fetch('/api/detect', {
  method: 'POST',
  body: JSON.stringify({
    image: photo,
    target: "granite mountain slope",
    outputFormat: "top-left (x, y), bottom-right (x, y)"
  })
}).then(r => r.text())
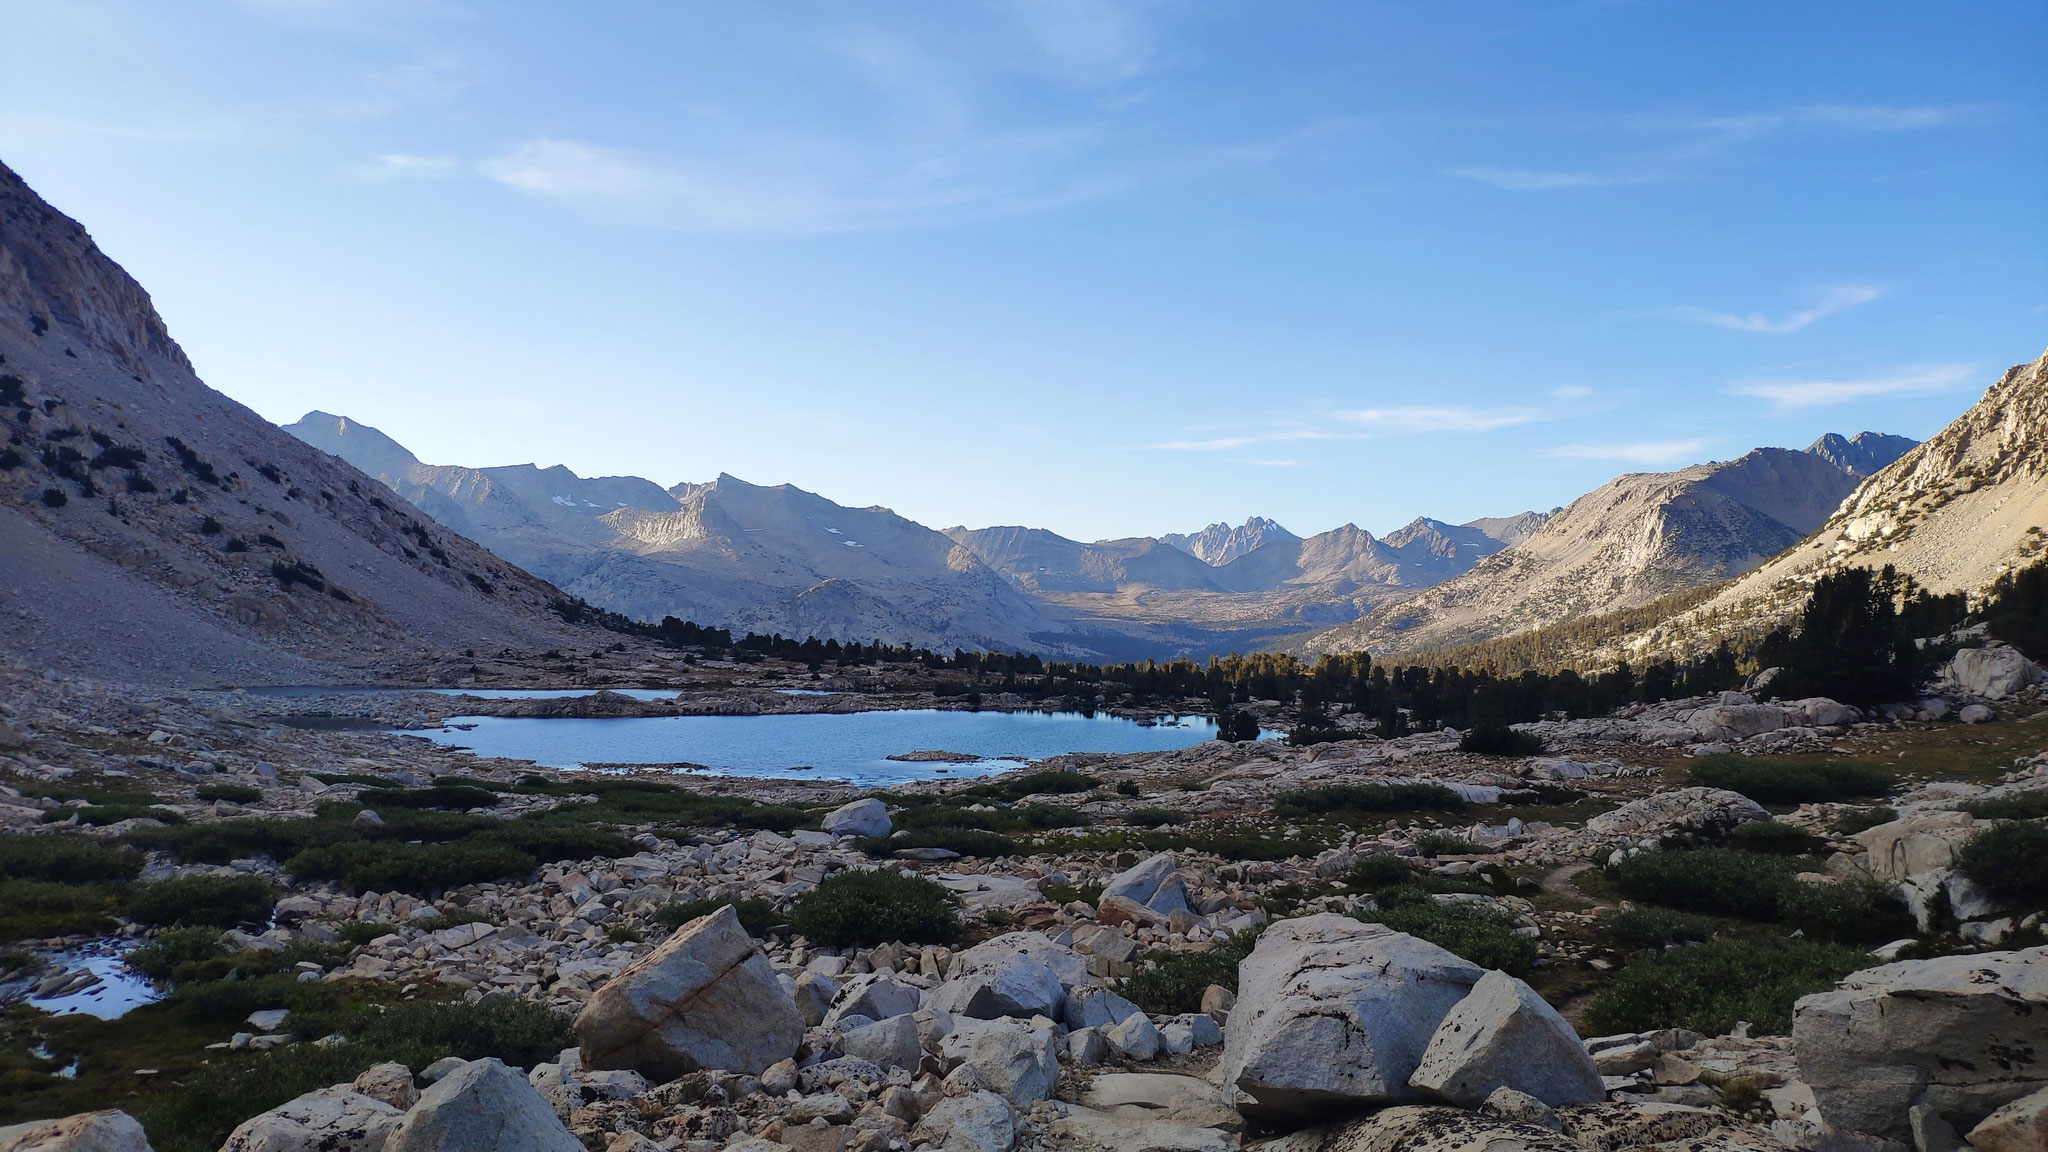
top-left (0, 161), bottom-right (584, 685)
top-left (1298, 436), bottom-right (1916, 658)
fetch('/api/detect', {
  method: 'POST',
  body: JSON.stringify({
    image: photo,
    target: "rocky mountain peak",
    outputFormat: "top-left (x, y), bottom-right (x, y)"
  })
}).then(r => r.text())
top-left (1808, 431), bottom-right (1919, 477)
top-left (1161, 516), bottom-right (1301, 566)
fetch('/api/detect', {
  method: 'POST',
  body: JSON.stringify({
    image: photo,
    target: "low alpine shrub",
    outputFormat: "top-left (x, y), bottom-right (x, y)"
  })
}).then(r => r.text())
top-left (789, 869), bottom-right (959, 947)
top-left (1584, 937), bottom-right (1869, 1036)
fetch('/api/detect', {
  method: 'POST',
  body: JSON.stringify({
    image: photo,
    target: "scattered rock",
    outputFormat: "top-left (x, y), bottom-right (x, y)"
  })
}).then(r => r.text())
top-left (913, 1091), bottom-right (1017, 1152)
top-left (1408, 970), bottom-right (1604, 1108)
top-left (220, 1087), bottom-right (402, 1152)
top-left (574, 904), bottom-right (803, 1080)
top-left (0, 1110), bottom-right (154, 1152)
top-left (383, 1058), bottom-right (583, 1152)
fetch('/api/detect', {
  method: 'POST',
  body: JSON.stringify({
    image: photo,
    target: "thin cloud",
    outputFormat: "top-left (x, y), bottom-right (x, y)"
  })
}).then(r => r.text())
top-left (1668, 285), bottom-right (1882, 334)
top-left (1152, 429), bottom-right (1343, 452)
top-left (1728, 363), bottom-right (1976, 409)
top-left (1549, 385), bottom-right (1593, 400)
top-left (1336, 406), bottom-right (1541, 433)
top-left (347, 153), bottom-right (457, 181)
top-left (1546, 439), bottom-right (1710, 466)
top-left (1452, 101), bottom-right (1962, 192)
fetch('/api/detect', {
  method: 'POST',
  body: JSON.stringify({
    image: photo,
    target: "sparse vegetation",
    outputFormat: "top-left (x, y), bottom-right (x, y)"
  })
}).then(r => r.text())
top-left (655, 897), bottom-right (786, 936)
top-left (124, 876), bottom-right (275, 929)
top-left (1585, 937), bottom-right (1870, 1036)
top-left (1690, 756), bottom-right (1892, 805)
top-left (1122, 929), bottom-right (1260, 1015)
top-left (788, 869), bottom-right (959, 947)
top-left (1359, 887), bottom-right (1537, 975)
top-left (1272, 783), bottom-right (1464, 817)
top-left (1955, 821), bottom-right (2048, 909)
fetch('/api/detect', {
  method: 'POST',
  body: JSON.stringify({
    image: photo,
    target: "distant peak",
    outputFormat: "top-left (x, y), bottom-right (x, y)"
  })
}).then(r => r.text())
top-left (1806, 430), bottom-right (1918, 476)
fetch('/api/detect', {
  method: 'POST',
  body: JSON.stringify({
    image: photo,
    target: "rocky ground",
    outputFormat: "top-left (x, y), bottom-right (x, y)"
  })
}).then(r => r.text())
top-left (0, 643), bottom-right (2045, 1152)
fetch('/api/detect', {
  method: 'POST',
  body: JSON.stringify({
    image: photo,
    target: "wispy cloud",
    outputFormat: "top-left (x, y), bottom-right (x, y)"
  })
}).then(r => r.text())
top-left (1335, 406), bottom-right (1541, 433)
top-left (1668, 285), bottom-right (1882, 334)
top-left (1153, 429), bottom-right (1344, 452)
top-left (1450, 102), bottom-right (1964, 192)
top-left (1546, 439), bottom-right (1710, 466)
top-left (347, 153), bottom-right (457, 181)
top-left (1728, 363), bottom-right (1976, 408)
top-left (1549, 385), bottom-right (1593, 400)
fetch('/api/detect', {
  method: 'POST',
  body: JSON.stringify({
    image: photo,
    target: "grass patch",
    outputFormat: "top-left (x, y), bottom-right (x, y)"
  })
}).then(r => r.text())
top-left (124, 876), bottom-right (275, 929)
top-left (1598, 907), bottom-right (1719, 952)
top-left (788, 869), bottom-right (959, 948)
top-left (355, 784), bottom-right (501, 811)
top-left (1584, 937), bottom-right (1870, 1036)
top-left (1123, 807), bottom-right (1186, 828)
top-left (1831, 806), bottom-right (1898, 836)
top-left (1959, 792), bottom-right (2048, 821)
top-left (1272, 783), bottom-right (1463, 817)
top-left (0, 837), bottom-right (141, 883)
top-left (1689, 755), bottom-right (1892, 805)
top-left (1412, 831), bottom-right (1486, 858)
top-left (0, 880), bottom-right (121, 942)
top-left (1122, 930), bottom-right (1260, 1015)
top-left (1612, 848), bottom-right (1793, 921)
top-left (1728, 821), bottom-right (1827, 856)
top-left (1346, 854), bottom-right (1417, 888)
top-left (1779, 878), bottom-right (1915, 945)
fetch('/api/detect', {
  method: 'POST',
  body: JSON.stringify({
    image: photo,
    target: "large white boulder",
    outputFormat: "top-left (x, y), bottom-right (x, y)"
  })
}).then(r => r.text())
top-left (822, 798), bottom-right (891, 838)
top-left (927, 950), bottom-right (1065, 1021)
top-left (914, 1091), bottom-right (1018, 1152)
top-left (1794, 946), bottom-right (2048, 1142)
top-left (1099, 854), bottom-right (1191, 916)
top-left (1217, 915), bottom-right (1484, 1122)
top-left (941, 1018), bottom-right (1061, 1106)
top-left (1854, 812), bottom-right (1976, 880)
top-left (574, 904), bottom-right (803, 1079)
top-left (1949, 647), bottom-right (2039, 699)
top-left (1968, 1084), bottom-right (2048, 1152)
top-left (0, 1111), bottom-right (153, 1152)
top-left (220, 1088), bottom-right (402, 1152)
top-left (954, 932), bottom-right (1090, 990)
top-left (1582, 788), bottom-right (1769, 841)
top-left (1688, 704), bottom-right (1789, 744)
top-left (382, 1059), bottom-right (583, 1152)
top-left (1407, 971), bottom-right (1604, 1108)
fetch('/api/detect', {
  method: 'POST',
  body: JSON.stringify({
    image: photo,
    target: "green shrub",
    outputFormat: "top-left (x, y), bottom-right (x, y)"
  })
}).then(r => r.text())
top-left (285, 840), bottom-right (535, 894)
top-left (127, 927), bottom-right (228, 980)
top-left (1412, 831), bottom-right (1486, 858)
top-left (1272, 783), bottom-right (1463, 817)
top-left (195, 783), bottom-right (263, 804)
top-left (1457, 725), bottom-right (1545, 757)
top-left (1124, 807), bottom-right (1185, 828)
top-left (1360, 890), bottom-right (1537, 976)
top-left (1598, 907), bottom-right (1717, 952)
top-left (125, 875), bottom-right (275, 928)
top-left (655, 898), bottom-right (785, 936)
top-left (1584, 937), bottom-right (1869, 1036)
top-left (1728, 821), bottom-right (1826, 856)
top-left (0, 879), bottom-right (120, 941)
top-left (1779, 878), bottom-right (1916, 945)
top-left (1831, 806), bottom-right (1898, 836)
top-left (0, 836), bottom-right (141, 883)
top-left (606, 925), bottom-right (643, 944)
top-left (1017, 804), bottom-right (1086, 830)
top-left (46, 804), bottom-right (186, 827)
top-left (1122, 931), bottom-right (1260, 1015)
top-left (512, 778), bottom-right (811, 831)
top-left (1959, 792), bottom-right (2048, 821)
top-left (1114, 781), bottom-right (1140, 797)
top-left (1956, 821), bottom-right (2048, 908)
top-left (1612, 848), bottom-right (1792, 921)
top-left (967, 770), bottom-right (1098, 800)
top-left (789, 869), bottom-right (959, 947)
top-left (1689, 756), bottom-right (1891, 805)
top-left (1133, 828), bottom-right (1327, 861)
top-left (356, 785), bottom-right (501, 811)
top-left (1346, 854), bottom-right (1417, 888)
top-left (338, 921), bottom-right (396, 947)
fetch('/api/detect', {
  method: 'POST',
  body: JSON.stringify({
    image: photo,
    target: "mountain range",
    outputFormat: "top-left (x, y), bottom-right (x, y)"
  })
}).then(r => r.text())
top-left (0, 161), bottom-right (584, 685)
top-left (289, 410), bottom-right (1916, 663)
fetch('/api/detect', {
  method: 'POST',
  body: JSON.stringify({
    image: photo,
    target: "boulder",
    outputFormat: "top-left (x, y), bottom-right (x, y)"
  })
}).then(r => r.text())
top-left (913, 1091), bottom-right (1017, 1152)
top-left (0, 1111), bottom-right (153, 1152)
top-left (1961, 704), bottom-right (1997, 725)
top-left (1949, 647), bottom-right (2039, 699)
top-left (1106, 1013), bottom-right (1161, 1062)
top-left (821, 799), bottom-right (890, 839)
top-left (1408, 971), bottom-right (1604, 1108)
top-left (821, 973), bottom-right (919, 1028)
top-left (220, 1087), bottom-right (402, 1152)
top-left (1098, 854), bottom-right (1190, 916)
top-left (839, 1014), bottom-right (923, 1071)
top-left (1968, 1085), bottom-right (2048, 1152)
top-left (942, 1019), bottom-right (1060, 1107)
top-left (1788, 698), bottom-right (1862, 728)
top-left (1481, 1087), bottom-right (1560, 1131)
top-left (792, 971), bottom-right (839, 1027)
top-left (352, 1062), bottom-right (419, 1111)
top-left (926, 953), bottom-right (1063, 1021)
top-left (1688, 704), bottom-right (1789, 744)
top-left (1217, 914), bottom-right (1484, 1122)
top-left (574, 904), bottom-right (802, 1079)
top-left (1583, 788), bottom-right (1769, 841)
top-left (1855, 813), bottom-right (1976, 881)
top-left (1061, 986), bottom-right (1142, 1032)
top-left (954, 932), bottom-right (1089, 990)
top-left (1793, 946), bottom-right (2048, 1142)
top-left (383, 1059), bottom-right (582, 1152)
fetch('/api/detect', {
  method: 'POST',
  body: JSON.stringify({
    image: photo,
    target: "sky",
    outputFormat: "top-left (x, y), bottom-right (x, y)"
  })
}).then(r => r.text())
top-left (2, 1), bottom-right (2043, 543)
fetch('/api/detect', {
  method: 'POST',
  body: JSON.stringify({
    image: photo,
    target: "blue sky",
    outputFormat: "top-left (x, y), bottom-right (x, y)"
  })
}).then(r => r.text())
top-left (3, 1), bottom-right (2043, 542)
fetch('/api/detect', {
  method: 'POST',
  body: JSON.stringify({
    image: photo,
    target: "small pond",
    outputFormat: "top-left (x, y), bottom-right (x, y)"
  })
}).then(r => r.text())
top-left (26, 947), bottom-right (160, 1020)
top-left (399, 708), bottom-right (1243, 787)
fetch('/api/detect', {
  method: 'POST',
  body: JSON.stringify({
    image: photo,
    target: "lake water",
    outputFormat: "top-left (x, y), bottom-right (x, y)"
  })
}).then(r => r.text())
top-left (400, 709), bottom-right (1237, 787)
